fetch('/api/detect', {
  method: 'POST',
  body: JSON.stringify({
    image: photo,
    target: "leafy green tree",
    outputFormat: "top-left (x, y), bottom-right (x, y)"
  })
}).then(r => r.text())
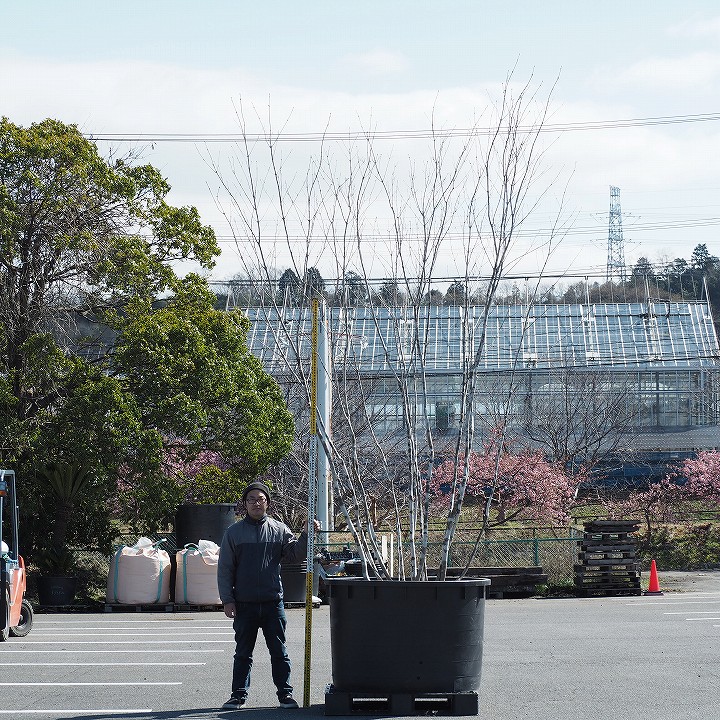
top-left (35, 462), bottom-right (96, 548)
top-left (661, 257), bottom-right (689, 294)
top-left (690, 244), bottom-right (719, 272)
top-left (0, 118), bottom-right (294, 549)
top-left (422, 289), bottom-right (444, 306)
top-left (111, 277), bottom-right (294, 481)
top-left (689, 243), bottom-right (720, 313)
top-left (303, 266), bottom-right (325, 300)
top-left (373, 280), bottom-right (405, 306)
top-left (342, 270), bottom-right (368, 306)
top-left (277, 268), bottom-right (301, 306)
top-left (327, 270), bottom-right (369, 307)
top-left (444, 281), bottom-right (468, 306)
top-left (631, 257), bottom-right (654, 278)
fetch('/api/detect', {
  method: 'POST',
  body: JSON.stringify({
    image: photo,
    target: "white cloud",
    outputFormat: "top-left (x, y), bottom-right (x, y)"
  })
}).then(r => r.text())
top-left (667, 14), bottom-right (720, 38)
top-left (1, 52), bottom-right (262, 133)
top-left (4, 51), bottom-right (720, 281)
top-left (614, 52), bottom-right (720, 91)
top-left (342, 50), bottom-right (410, 76)
top-left (0, 51), bottom-right (504, 137)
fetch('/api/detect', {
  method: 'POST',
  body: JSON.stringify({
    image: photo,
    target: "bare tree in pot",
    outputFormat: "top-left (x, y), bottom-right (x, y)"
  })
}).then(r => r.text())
top-left (211, 75), bottom-right (576, 712)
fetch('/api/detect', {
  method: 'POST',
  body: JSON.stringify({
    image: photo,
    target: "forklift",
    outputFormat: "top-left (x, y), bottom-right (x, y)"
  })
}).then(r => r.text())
top-left (0, 469), bottom-right (33, 640)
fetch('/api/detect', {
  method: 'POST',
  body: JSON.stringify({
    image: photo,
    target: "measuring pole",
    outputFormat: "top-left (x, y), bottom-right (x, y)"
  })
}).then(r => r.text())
top-left (316, 301), bottom-right (332, 532)
top-left (302, 298), bottom-right (319, 708)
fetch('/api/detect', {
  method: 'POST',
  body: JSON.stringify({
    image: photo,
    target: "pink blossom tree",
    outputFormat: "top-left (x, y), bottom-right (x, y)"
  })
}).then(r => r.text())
top-left (429, 436), bottom-right (583, 527)
top-left (114, 447), bottom-right (248, 534)
top-left (605, 476), bottom-right (687, 540)
top-left (598, 451), bottom-right (720, 542)
top-left (158, 445), bottom-right (257, 508)
top-left (680, 451), bottom-right (720, 504)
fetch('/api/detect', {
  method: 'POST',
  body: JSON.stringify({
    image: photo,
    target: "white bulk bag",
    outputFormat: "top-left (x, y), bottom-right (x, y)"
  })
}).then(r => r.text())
top-left (107, 537), bottom-right (171, 605)
top-left (175, 539), bottom-right (221, 606)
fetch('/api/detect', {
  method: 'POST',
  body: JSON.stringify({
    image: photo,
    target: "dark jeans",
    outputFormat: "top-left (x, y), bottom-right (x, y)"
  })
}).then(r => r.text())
top-left (231, 600), bottom-right (292, 699)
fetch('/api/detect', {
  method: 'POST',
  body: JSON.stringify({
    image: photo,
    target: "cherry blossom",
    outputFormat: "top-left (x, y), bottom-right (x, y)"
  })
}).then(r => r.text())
top-left (429, 436), bottom-right (583, 526)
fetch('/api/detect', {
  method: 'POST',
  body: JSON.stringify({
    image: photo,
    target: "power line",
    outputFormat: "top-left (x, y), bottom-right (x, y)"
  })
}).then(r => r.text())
top-left (206, 266), bottom-right (709, 286)
top-left (86, 112), bottom-right (720, 144)
top-left (208, 214), bottom-right (720, 245)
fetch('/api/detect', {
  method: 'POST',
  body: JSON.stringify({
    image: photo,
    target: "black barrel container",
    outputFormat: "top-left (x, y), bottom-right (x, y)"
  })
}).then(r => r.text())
top-left (328, 577), bottom-right (490, 693)
top-left (175, 503), bottom-right (237, 549)
top-left (37, 576), bottom-right (77, 607)
top-left (280, 561), bottom-right (319, 603)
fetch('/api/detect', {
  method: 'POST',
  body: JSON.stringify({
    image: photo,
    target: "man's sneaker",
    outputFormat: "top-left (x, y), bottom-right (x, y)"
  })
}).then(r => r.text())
top-left (279, 693), bottom-right (299, 709)
top-left (221, 694), bottom-right (246, 710)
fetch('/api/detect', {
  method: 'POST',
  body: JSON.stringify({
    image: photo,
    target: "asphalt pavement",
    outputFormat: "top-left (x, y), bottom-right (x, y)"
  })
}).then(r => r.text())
top-left (1, 569), bottom-right (718, 720)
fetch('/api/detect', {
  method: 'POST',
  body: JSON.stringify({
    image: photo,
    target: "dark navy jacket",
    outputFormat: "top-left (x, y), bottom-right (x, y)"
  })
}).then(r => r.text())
top-left (217, 514), bottom-right (308, 603)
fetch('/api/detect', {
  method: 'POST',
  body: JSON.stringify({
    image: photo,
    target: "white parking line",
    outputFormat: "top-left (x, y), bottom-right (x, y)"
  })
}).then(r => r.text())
top-left (0, 662), bottom-right (206, 666)
top-left (15, 639), bottom-right (232, 644)
top-left (31, 625), bottom-right (230, 630)
top-left (0, 682), bottom-right (182, 686)
top-left (0, 649), bottom-right (224, 653)
top-left (0, 711), bottom-right (152, 715)
top-left (627, 599), bottom-right (720, 606)
top-left (27, 631), bottom-right (234, 636)
top-left (36, 618), bottom-right (229, 623)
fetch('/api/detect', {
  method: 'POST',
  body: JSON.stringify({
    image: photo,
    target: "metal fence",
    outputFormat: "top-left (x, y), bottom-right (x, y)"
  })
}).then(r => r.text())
top-left (358, 535), bottom-right (576, 584)
top-left (440, 537), bottom-right (578, 584)
top-left (66, 531), bottom-right (579, 601)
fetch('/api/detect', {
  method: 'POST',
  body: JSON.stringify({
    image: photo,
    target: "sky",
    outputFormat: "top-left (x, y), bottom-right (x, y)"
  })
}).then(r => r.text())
top-left (3, 1), bottom-right (720, 288)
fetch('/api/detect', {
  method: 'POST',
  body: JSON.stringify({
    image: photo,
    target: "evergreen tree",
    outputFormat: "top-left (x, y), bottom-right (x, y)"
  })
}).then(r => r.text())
top-left (278, 268), bottom-right (301, 305)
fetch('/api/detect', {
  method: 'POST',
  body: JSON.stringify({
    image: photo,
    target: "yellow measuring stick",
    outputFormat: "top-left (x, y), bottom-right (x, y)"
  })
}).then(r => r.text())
top-left (303, 299), bottom-right (319, 708)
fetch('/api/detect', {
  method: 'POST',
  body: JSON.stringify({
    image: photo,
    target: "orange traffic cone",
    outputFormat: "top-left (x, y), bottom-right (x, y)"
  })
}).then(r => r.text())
top-left (644, 559), bottom-right (664, 596)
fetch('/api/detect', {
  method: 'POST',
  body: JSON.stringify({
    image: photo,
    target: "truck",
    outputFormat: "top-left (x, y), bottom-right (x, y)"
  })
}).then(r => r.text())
top-left (0, 469), bottom-right (33, 640)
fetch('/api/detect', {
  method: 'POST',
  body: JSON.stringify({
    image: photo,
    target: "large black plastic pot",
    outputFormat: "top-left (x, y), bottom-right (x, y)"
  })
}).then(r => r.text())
top-left (328, 577), bottom-right (490, 693)
top-left (37, 576), bottom-right (77, 606)
top-left (175, 503), bottom-right (237, 548)
top-left (280, 561), bottom-right (319, 603)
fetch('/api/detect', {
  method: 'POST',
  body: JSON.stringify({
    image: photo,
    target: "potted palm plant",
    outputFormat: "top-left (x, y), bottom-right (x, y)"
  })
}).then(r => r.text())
top-left (33, 547), bottom-right (79, 606)
top-left (33, 462), bottom-right (94, 606)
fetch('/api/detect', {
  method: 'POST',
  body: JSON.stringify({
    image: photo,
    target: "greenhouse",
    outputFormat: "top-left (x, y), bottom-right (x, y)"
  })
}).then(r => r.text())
top-left (244, 300), bottom-right (720, 485)
top-left (247, 301), bottom-right (718, 420)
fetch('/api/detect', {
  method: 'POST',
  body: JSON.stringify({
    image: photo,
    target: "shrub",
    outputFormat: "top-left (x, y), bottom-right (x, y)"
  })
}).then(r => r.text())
top-left (637, 523), bottom-right (720, 570)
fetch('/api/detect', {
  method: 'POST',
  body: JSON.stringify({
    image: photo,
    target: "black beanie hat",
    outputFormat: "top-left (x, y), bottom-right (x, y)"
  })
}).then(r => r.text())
top-left (242, 481), bottom-right (271, 505)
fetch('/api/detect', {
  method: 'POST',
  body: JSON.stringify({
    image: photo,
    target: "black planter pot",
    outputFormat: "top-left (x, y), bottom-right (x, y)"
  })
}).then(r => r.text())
top-left (175, 503), bottom-right (237, 548)
top-left (280, 562), bottom-right (319, 603)
top-left (37, 576), bottom-right (77, 606)
top-left (328, 577), bottom-right (490, 694)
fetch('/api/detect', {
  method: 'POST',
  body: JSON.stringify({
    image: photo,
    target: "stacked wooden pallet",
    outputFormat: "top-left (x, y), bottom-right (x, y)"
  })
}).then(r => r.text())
top-left (325, 685), bottom-right (479, 716)
top-left (321, 564), bottom-right (548, 600)
top-left (103, 602), bottom-right (174, 613)
top-left (575, 520), bottom-right (642, 597)
top-left (438, 566), bottom-right (548, 598)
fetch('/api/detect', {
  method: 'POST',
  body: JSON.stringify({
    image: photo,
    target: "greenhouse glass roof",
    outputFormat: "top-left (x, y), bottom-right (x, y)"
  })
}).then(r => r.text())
top-left (245, 301), bottom-right (720, 373)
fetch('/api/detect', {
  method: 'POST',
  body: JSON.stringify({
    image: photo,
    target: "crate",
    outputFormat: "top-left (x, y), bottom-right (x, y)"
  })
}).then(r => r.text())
top-left (104, 603), bottom-right (174, 613)
top-left (324, 685), bottom-right (478, 716)
top-left (574, 521), bottom-right (641, 597)
top-left (432, 566), bottom-right (548, 598)
top-left (173, 603), bottom-right (223, 612)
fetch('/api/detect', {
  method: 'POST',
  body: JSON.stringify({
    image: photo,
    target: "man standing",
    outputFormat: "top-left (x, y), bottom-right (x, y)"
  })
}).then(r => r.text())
top-left (217, 481), bottom-right (318, 710)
